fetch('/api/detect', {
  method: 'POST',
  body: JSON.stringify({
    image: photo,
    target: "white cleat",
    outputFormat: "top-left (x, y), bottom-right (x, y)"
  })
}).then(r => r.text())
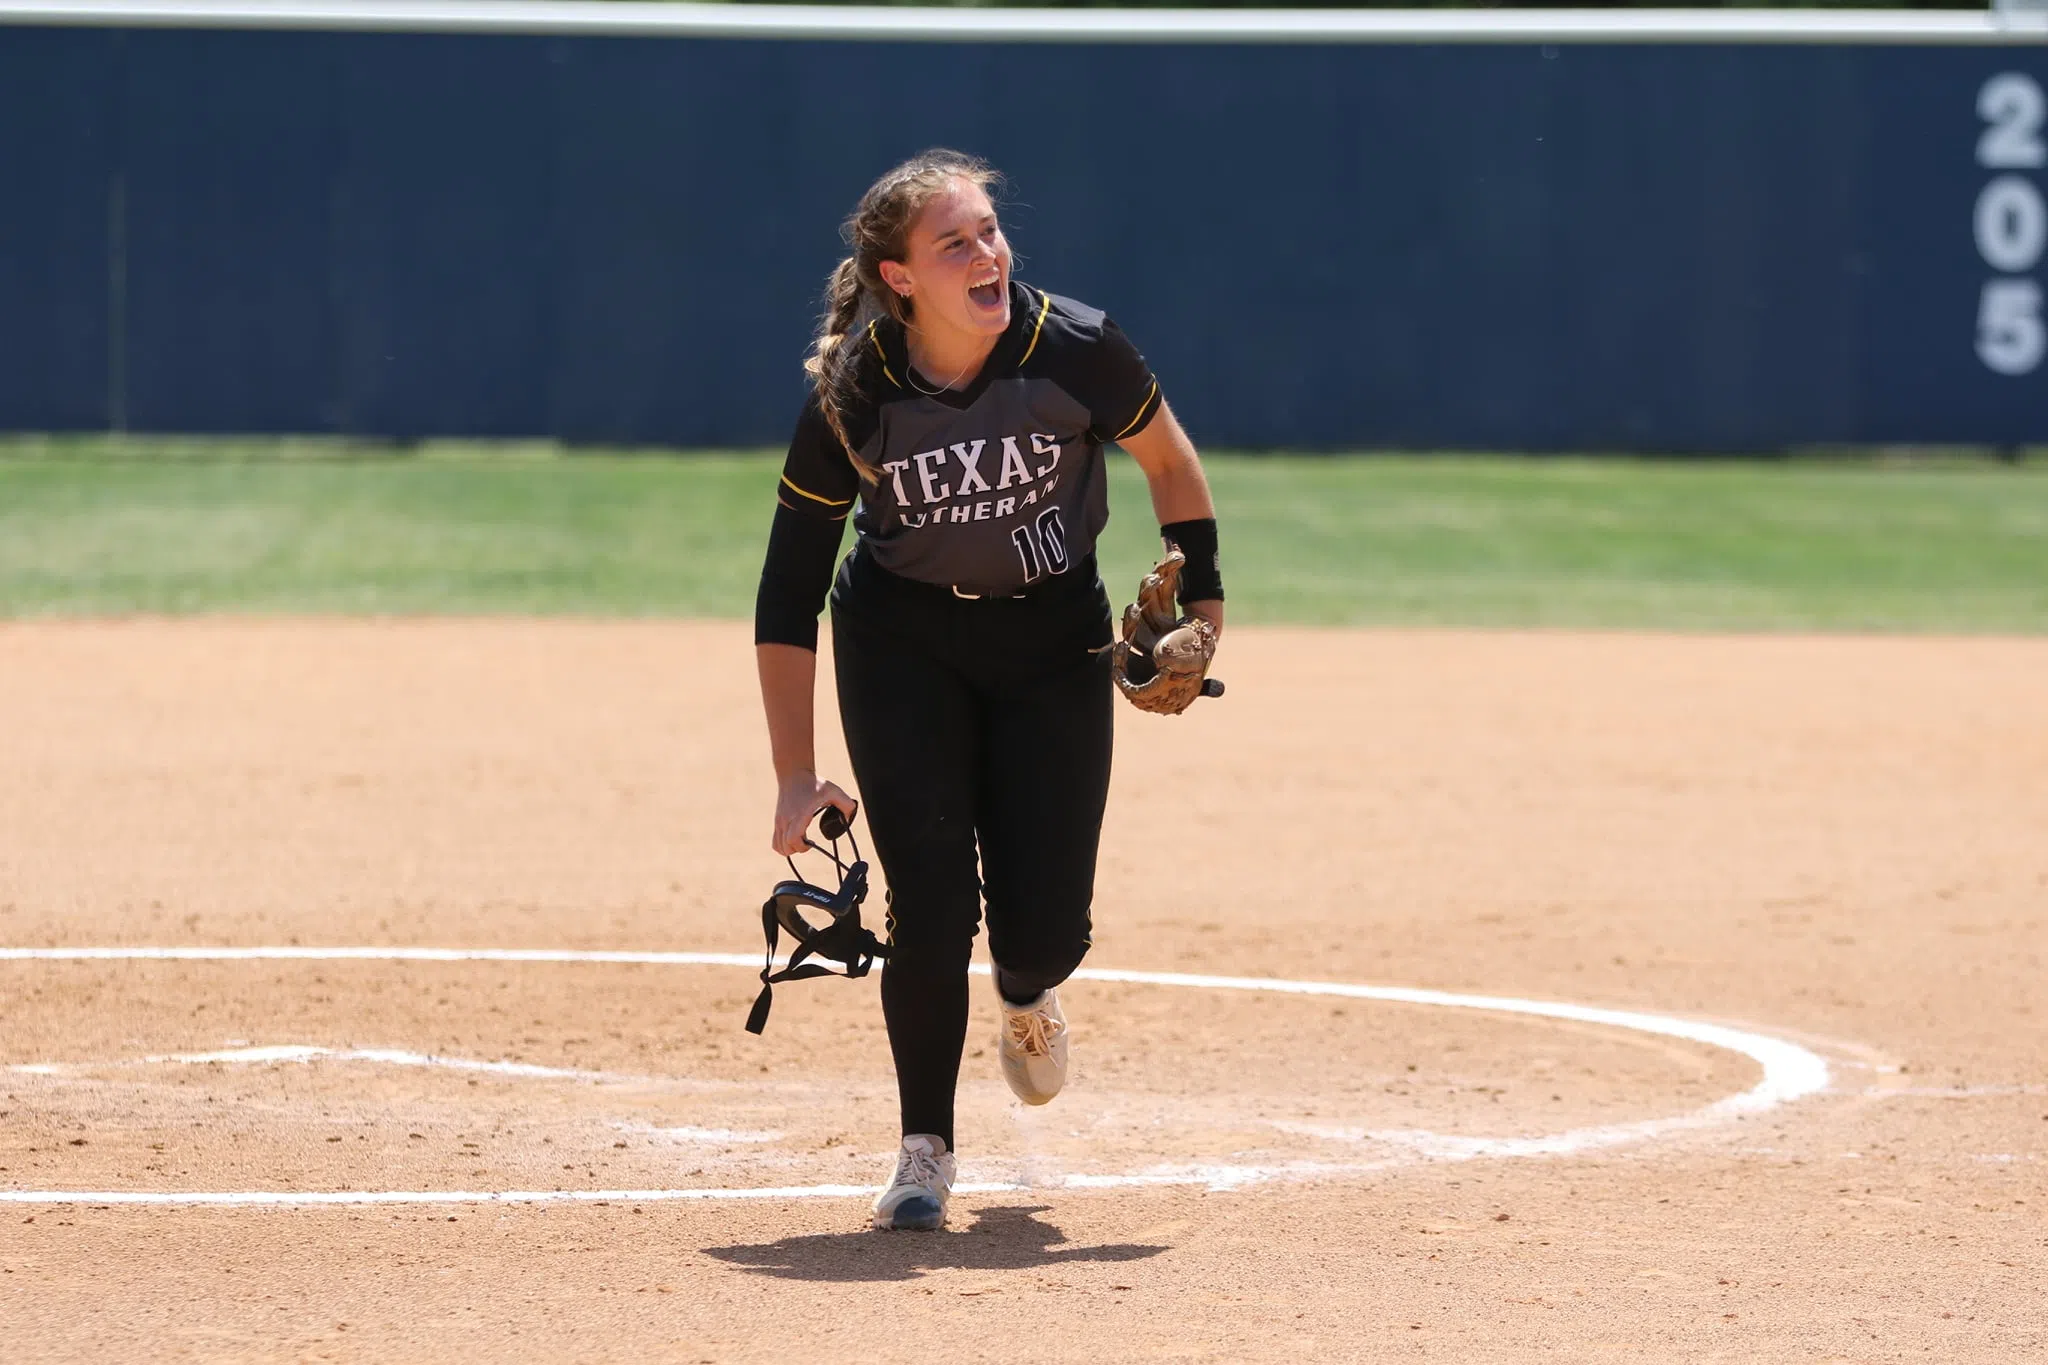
top-left (871, 1134), bottom-right (956, 1231)
top-left (997, 986), bottom-right (1070, 1105)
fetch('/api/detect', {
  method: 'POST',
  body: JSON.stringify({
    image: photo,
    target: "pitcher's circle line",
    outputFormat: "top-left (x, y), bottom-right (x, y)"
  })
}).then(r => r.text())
top-left (0, 945), bottom-right (1832, 1207)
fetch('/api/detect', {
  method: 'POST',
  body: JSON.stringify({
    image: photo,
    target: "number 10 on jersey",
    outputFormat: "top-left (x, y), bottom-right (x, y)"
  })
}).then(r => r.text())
top-left (1975, 72), bottom-right (2047, 376)
top-left (1011, 507), bottom-right (1070, 584)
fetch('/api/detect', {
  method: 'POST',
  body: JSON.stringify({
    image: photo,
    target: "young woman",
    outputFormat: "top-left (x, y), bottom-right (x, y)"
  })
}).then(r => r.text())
top-left (754, 149), bottom-right (1224, 1231)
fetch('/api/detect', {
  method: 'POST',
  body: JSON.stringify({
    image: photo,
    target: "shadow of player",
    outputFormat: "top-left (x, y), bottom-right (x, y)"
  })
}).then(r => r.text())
top-left (701, 1203), bottom-right (1170, 1282)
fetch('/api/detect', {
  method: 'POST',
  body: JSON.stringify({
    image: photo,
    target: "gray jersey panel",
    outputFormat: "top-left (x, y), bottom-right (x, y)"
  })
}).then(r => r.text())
top-left (852, 376), bottom-right (1108, 594)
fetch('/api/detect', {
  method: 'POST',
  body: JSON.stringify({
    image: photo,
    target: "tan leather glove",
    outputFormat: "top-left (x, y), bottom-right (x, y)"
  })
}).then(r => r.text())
top-left (1110, 548), bottom-right (1223, 716)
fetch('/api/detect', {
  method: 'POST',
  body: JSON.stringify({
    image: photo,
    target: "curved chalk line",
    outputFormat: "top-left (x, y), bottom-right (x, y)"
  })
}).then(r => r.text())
top-left (0, 946), bottom-right (1832, 1206)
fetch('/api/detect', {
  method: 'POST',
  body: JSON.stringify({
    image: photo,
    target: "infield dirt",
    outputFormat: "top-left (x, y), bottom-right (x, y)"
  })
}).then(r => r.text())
top-left (2, 620), bottom-right (2043, 1361)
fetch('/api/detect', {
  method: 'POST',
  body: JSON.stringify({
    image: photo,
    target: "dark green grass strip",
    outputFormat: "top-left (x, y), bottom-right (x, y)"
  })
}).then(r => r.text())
top-left (1208, 454), bottom-right (2048, 631)
top-left (0, 443), bottom-right (2043, 630)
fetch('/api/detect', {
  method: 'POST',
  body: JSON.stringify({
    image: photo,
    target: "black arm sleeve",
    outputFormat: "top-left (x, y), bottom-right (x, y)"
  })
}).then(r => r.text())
top-left (753, 398), bottom-right (861, 651)
top-left (754, 502), bottom-right (848, 650)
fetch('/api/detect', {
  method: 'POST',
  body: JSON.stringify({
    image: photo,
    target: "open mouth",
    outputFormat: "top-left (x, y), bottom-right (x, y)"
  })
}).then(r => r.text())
top-left (968, 272), bottom-right (1003, 309)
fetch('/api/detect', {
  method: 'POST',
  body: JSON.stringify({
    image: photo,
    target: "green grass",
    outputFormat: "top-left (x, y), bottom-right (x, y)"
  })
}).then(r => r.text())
top-left (1, 439), bottom-right (2044, 630)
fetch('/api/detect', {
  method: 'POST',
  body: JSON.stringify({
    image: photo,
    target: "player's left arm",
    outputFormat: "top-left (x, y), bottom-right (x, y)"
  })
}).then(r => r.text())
top-left (1118, 401), bottom-right (1223, 638)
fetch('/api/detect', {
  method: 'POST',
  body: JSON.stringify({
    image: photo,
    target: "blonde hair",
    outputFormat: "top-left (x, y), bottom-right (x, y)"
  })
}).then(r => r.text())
top-left (805, 149), bottom-right (1000, 481)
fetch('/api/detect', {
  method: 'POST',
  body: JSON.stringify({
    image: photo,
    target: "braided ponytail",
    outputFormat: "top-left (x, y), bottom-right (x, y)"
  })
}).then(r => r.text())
top-left (804, 256), bottom-right (871, 479)
top-left (804, 149), bottom-right (1000, 483)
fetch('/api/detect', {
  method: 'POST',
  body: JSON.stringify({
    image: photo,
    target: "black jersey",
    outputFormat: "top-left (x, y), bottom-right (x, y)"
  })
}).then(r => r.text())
top-left (761, 282), bottom-right (1162, 644)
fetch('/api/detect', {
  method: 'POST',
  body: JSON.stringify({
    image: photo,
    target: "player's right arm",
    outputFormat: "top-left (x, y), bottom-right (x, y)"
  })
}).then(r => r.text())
top-left (754, 396), bottom-right (862, 855)
top-left (756, 648), bottom-right (853, 856)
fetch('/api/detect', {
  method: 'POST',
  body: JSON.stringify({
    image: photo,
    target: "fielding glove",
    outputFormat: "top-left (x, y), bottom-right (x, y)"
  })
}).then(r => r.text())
top-left (1110, 548), bottom-right (1223, 716)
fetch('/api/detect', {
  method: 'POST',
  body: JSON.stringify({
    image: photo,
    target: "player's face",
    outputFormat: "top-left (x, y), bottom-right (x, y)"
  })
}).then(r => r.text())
top-left (895, 178), bottom-right (1012, 340)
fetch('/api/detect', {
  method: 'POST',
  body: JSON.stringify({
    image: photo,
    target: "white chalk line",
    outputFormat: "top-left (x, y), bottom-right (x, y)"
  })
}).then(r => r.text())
top-left (14, 1043), bottom-right (654, 1086)
top-left (610, 1121), bottom-right (785, 1145)
top-left (0, 945), bottom-right (1833, 1207)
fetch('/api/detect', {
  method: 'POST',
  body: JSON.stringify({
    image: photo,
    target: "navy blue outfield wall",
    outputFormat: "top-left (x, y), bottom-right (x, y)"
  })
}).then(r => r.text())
top-left (1, 25), bottom-right (2044, 449)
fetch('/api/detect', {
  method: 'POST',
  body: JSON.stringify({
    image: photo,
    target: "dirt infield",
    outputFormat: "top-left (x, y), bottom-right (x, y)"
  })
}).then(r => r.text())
top-left (2, 620), bottom-right (2043, 1362)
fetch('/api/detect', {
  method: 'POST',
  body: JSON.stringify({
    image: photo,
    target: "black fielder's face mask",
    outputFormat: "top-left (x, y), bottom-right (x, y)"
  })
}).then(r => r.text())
top-left (743, 804), bottom-right (889, 1036)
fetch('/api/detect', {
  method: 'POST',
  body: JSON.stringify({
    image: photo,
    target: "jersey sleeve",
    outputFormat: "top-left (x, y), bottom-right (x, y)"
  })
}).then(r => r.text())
top-left (1082, 318), bottom-right (1164, 444)
top-left (774, 395), bottom-right (862, 519)
top-left (754, 396), bottom-right (859, 651)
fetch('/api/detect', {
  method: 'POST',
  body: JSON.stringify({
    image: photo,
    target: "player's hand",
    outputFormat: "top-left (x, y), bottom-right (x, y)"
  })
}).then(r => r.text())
top-left (772, 770), bottom-right (857, 857)
top-left (1183, 598), bottom-right (1224, 641)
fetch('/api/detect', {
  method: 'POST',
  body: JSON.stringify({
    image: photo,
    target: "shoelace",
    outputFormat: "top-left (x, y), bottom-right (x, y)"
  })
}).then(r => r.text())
top-left (896, 1143), bottom-right (944, 1189)
top-left (1005, 1007), bottom-right (1064, 1059)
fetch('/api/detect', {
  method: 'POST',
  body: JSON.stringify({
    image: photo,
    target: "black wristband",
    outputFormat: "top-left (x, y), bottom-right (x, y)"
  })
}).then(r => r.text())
top-left (1160, 517), bottom-right (1223, 605)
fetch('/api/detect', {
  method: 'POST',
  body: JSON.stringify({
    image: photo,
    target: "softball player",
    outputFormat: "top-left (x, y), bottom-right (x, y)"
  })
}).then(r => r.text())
top-left (754, 149), bottom-right (1224, 1230)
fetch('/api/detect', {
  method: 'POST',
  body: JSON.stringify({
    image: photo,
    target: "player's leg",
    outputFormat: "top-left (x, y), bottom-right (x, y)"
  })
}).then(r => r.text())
top-left (831, 605), bottom-right (981, 1226)
top-left (974, 633), bottom-right (1114, 1104)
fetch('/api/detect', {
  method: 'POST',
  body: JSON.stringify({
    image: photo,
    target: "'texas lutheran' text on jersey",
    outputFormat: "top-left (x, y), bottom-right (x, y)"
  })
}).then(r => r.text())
top-left (877, 431), bottom-right (1068, 531)
top-left (775, 281), bottom-right (1163, 596)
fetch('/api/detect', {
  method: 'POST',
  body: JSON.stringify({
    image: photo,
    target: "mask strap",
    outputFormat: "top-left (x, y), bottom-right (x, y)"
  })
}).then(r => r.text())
top-left (747, 806), bottom-right (876, 1037)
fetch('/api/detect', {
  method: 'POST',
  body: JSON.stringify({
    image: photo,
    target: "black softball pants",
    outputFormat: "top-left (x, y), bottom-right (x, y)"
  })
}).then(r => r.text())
top-left (831, 552), bottom-right (1114, 1153)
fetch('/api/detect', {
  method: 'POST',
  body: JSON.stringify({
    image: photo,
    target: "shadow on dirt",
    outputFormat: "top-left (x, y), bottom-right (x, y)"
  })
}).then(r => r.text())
top-left (701, 1204), bottom-right (1170, 1282)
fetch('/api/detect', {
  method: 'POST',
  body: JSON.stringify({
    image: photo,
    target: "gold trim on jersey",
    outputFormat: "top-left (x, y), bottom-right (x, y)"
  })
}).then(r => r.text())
top-left (778, 496), bottom-right (848, 521)
top-left (780, 474), bottom-right (854, 509)
top-left (1112, 380), bottom-right (1161, 441)
top-left (867, 320), bottom-right (902, 389)
top-left (1016, 290), bottom-right (1052, 367)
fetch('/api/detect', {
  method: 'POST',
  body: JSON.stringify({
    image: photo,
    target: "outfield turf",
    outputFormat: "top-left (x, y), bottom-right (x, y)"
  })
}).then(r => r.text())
top-left (0, 442), bottom-right (2043, 630)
